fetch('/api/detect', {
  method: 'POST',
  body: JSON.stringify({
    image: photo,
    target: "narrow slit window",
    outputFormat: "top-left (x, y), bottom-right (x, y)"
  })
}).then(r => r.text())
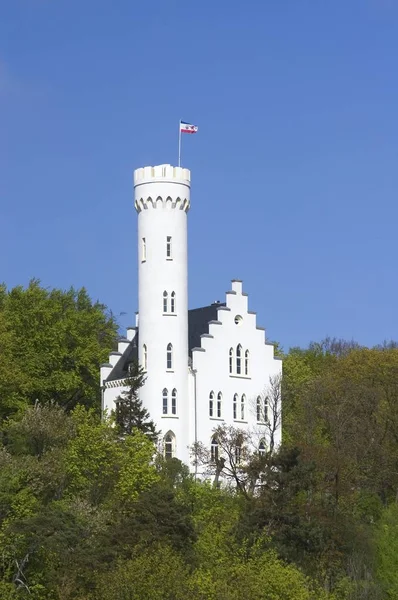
top-left (233, 394), bottom-right (238, 420)
top-left (171, 389), bottom-right (177, 415)
top-left (162, 388), bottom-right (168, 415)
top-left (211, 436), bottom-right (218, 462)
top-left (166, 236), bottom-right (172, 259)
top-left (142, 237), bottom-right (146, 261)
top-left (236, 345), bottom-right (242, 374)
top-left (245, 350), bottom-right (249, 376)
top-left (217, 392), bottom-right (222, 418)
top-left (241, 394), bottom-right (246, 421)
top-left (171, 291), bottom-right (176, 313)
top-left (209, 391), bottom-right (214, 417)
top-left (163, 291), bottom-right (168, 313)
top-left (143, 344), bottom-right (148, 371)
top-left (166, 343), bottom-right (173, 370)
top-left (229, 348), bottom-right (234, 374)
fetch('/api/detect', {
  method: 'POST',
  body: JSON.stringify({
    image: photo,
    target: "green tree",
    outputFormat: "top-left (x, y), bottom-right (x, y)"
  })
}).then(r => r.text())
top-left (114, 362), bottom-right (159, 441)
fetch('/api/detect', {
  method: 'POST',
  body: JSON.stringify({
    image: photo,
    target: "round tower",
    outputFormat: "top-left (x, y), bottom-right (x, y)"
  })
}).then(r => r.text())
top-left (134, 164), bottom-right (190, 462)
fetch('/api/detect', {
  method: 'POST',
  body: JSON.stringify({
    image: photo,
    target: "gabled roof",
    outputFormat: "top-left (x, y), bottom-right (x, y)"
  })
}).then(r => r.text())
top-left (105, 332), bottom-right (138, 382)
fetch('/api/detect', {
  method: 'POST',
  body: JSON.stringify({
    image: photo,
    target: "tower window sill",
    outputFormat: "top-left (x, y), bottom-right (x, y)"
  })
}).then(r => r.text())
top-left (163, 313), bottom-right (177, 317)
top-left (229, 374), bottom-right (251, 380)
top-left (161, 415), bottom-right (179, 419)
top-left (166, 369), bottom-right (174, 373)
top-left (166, 258), bottom-right (173, 261)
top-left (233, 419), bottom-right (248, 424)
top-left (209, 417), bottom-right (224, 421)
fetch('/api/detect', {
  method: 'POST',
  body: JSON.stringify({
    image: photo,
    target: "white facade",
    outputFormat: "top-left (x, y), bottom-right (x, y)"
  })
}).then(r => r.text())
top-left (101, 164), bottom-right (282, 469)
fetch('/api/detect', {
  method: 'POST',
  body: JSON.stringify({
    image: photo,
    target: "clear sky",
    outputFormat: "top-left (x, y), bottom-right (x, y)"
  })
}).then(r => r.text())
top-left (1, 0), bottom-right (398, 350)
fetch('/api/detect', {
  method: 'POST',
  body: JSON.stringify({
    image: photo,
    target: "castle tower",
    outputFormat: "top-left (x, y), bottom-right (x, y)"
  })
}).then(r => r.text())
top-left (134, 164), bottom-right (190, 461)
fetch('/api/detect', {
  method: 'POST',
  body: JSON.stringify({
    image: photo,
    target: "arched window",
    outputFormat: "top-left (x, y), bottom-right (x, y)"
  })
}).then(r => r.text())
top-left (264, 396), bottom-right (268, 423)
top-left (163, 291), bottom-right (168, 313)
top-left (259, 440), bottom-right (266, 456)
top-left (143, 344), bottom-right (148, 371)
top-left (164, 432), bottom-right (175, 459)
top-left (162, 388), bottom-right (168, 414)
top-left (171, 389), bottom-right (177, 415)
top-left (229, 348), bottom-right (234, 374)
top-left (233, 393), bottom-right (238, 420)
top-left (256, 396), bottom-right (262, 422)
top-left (241, 394), bottom-right (246, 421)
top-left (209, 391), bottom-right (214, 417)
top-left (211, 436), bottom-right (218, 462)
top-left (166, 343), bottom-right (173, 370)
top-left (141, 237), bottom-right (146, 261)
top-left (171, 291), bottom-right (176, 313)
top-left (217, 392), bottom-right (222, 418)
top-left (245, 350), bottom-right (249, 376)
top-left (236, 344), bottom-right (242, 374)
top-left (166, 236), bottom-right (172, 259)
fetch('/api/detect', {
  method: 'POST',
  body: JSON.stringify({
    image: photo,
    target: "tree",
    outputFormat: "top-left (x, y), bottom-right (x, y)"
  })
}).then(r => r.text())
top-left (114, 362), bottom-right (159, 442)
top-left (0, 280), bottom-right (118, 419)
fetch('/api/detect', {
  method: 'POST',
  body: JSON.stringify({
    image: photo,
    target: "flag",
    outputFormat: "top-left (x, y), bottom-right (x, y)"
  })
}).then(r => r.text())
top-left (180, 121), bottom-right (198, 134)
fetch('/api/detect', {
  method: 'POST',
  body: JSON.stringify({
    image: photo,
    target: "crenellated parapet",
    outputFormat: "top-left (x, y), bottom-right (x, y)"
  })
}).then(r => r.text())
top-left (134, 164), bottom-right (191, 213)
top-left (134, 195), bottom-right (190, 213)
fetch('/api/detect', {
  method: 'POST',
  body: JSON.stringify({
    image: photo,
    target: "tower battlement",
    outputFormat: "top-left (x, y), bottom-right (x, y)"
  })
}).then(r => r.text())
top-left (134, 164), bottom-right (191, 186)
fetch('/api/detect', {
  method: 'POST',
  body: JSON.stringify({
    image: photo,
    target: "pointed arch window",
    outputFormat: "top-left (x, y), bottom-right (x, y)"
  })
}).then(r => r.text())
top-left (162, 388), bottom-right (168, 415)
top-left (166, 236), bottom-right (172, 259)
top-left (141, 237), bottom-right (146, 262)
top-left (245, 350), bottom-right (249, 376)
top-left (256, 396), bottom-right (262, 422)
top-left (235, 444), bottom-right (242, 464)
top-left (217, 392), bottom-right (222, 418)
top-left (164, 432), bottom-right (175, 459)
top-left (229, 348), bottom-right (234, 374)
top-left (264, 396), bottom-right (268, 423)
top-left (259, 440), bottom-right (266, 457)
top-left (233, 393), bottom-right (238, 420)
top-left (163, 291), bottom-right (168, 313)
top-left (166, 343), bottom-right (173, 370)
top-left (211, 436), bottom-right (219, 463)
top-left (143, 344), bottom-right (148, 371)
top-left (171, 291), bottom-right (176, 313)
top-left (236, 344), bottom-right (242, 374)
top-left (241, 394), bottom-right (246, 421)
top-left (171, 389), bottom-right (177, 415)
top-left (209, 391), bottom-right (214, 417)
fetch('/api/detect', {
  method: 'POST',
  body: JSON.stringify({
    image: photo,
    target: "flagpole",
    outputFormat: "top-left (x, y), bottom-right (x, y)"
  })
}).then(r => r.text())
top-left (178, 120), bottom-right (182, 167)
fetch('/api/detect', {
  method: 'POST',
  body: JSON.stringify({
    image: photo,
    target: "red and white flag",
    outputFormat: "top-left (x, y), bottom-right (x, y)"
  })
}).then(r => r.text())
top-left (180, 121), bottom-right (198, 134)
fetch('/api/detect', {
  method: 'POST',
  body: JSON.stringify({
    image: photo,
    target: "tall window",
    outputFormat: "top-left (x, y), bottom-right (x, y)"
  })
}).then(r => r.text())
top-left (211, 436), bottom-right (218, 462)
top-left (256, 396), bottom-right (262, 422)
top-left (163, 291), bottom-right (168, 313)
top-left (166, 343), bottom-right (173, 370)
top-left (236, 344), bottom-right (242, 374)
top-left (166, 236), bottom-right (172, 259)
top-left (233, 394), bottom-right (238, 420)
top-left (217, 392), bottom-right (222, 418)
top-left (164, 432), bottom-right (175, 459)
top-left (143, 344), bottom-right (147, 371)
top-left (235, 444), bottom-right (241, 464)
top-left (241, 394), bottom-right (246, 420)
top-left (259, 440), bottom-right (266, 456)
top-left (141, 237), bottom-right (146, 261)
top-left (171, 291), bottom-right (176, 313)
top-left (209, 391), bottom-right (214, 417)
top-left (229, 348), bottom-right (234, 374)
top-left (162, 388), bottom-right (168, 414)
top-left (171, 389), bottom-right (177, 415)
top-left (264, 396), bottom-right (268, 423)
top-left (245, 350), bottom-right (249, 376)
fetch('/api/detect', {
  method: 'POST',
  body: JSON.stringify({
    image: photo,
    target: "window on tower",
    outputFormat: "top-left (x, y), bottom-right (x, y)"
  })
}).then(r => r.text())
top-left (241, 394), bottom-right (246, 421)
top-left (245, 350), bottom-right (249, 376)
top-left (233, 394), bottom-right (238, 420)
top-left (142, 237), bottom-right (146, 262)
top-left (229, 348), bottom-right (234, 374)
top-left (143, 344), bottom-right (147, 371)
top-left (163, 291), bottom-right (168, 313)
top-left (209, 391), bottom-right (214, 417)
top-left (166, 236), bottom-right (172, 259)
top-left (171, 389), bottom-right (177, 415)
top-left (162, 388), bottom-right (168, 414)
top-left (211, 436), bottom-right (219, 463)
top-left (164, 432), bottom-right (175, 459)
top-left (166, 343), bottom-right (173, 370)
top-left (171, 291), bottom-right (176, 313)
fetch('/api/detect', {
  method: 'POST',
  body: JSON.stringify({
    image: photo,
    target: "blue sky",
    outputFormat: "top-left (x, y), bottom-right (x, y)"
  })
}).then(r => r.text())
top-left (1, 0), bottom-right (398, 350)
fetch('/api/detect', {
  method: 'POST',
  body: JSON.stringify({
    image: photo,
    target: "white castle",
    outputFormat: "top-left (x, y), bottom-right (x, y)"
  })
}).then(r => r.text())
top-left (101, 164), bottom-right (282, 469)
